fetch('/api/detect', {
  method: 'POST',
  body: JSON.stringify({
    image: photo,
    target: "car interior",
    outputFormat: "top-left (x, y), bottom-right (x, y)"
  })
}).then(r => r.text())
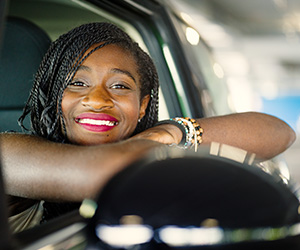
top-left (1, 0), bottom-right (300, 249)
top-left (0, 16), bottom-right (51, 132)
top-left (0, 0), bottom-right (170, 135)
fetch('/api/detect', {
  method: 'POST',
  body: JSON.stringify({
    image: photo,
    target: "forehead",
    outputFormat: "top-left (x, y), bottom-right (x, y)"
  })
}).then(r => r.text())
top-left (80, 43), bottom-right (137, 69)
top-left (86, 43), bottom-right (134, 60)
top-left (76, 43), bottom-right (141, 84)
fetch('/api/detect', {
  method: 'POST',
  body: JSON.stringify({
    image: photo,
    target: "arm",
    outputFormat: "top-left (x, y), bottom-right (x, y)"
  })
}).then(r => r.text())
top-left (1, 133), bottom-right (163, 202)
top-left (133, 112), bottom-right (296, 160)
top-left (0, 112), bottom-right (295, 202)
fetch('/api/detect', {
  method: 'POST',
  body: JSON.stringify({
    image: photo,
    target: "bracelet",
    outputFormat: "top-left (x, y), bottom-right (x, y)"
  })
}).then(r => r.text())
top-left (171, 117), bottom-right (203, 152)
top-left (154, 117), bottom-right (203, 152)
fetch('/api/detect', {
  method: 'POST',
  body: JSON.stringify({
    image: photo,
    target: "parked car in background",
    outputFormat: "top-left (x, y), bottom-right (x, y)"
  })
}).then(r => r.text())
top-left (1, 0), bottom-right (300, 249)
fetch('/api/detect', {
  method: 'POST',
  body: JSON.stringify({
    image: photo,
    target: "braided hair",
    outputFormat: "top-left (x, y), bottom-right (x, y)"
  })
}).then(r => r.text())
top-left (18, 22), bottom-right (160, 223)
top-left (19, 22), bottom-right (159, 142)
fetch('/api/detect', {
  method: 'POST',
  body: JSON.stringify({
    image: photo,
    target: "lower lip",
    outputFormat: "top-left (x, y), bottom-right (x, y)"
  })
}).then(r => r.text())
top-left (77, 123), bottom-right (116, 132)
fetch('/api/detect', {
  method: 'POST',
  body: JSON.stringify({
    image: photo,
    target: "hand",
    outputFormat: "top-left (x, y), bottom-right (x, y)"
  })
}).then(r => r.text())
top-left (131, 123), bottom-right (183, 145)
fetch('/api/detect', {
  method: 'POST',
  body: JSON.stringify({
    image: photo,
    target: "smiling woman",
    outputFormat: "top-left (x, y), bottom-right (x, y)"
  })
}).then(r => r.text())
top-left (0, 22), bottom-right (296, 233)
top-left (61, 44), bottom-right (150, 145)
top-left (18, 23), bottom-right (159, 144)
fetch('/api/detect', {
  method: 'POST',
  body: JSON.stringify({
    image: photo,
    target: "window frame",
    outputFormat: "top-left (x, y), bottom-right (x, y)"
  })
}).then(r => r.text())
top-left (88, 0), bottom-right (206, 118)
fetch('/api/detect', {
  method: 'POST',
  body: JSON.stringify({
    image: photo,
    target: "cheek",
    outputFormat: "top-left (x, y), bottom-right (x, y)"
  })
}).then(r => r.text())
top-left (61, 92), bottom-right (77, 117)
top-left (60, 94), bottom-right (78, 132)
top-left (121, 97), bottom-right (141, 119)
top-left (60, 92), bottom-right (81, 139)
top-left (60, 95), bottom-right (71, 129)
top-left (61, 98), bottom-right (70, 122)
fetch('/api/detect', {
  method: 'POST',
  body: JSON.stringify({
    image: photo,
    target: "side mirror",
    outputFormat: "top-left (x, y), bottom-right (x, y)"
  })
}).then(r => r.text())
top-left (84, 144), bottom-right (300, 249)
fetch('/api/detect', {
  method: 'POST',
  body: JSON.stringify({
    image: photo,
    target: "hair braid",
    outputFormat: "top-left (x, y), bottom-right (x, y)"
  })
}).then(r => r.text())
top-left (18, 22), bottom-right (160, 222)
top-left (19, 22), bottom-right (159, 142)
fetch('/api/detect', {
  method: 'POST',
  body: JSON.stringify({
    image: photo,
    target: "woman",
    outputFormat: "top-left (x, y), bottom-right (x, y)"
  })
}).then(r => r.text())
top-left (1, 22), bottom-right (296, 232)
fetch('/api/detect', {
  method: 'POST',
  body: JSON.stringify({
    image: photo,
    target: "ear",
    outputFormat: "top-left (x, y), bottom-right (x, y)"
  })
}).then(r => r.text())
top-left (139, 95), bottom-right (150, 120)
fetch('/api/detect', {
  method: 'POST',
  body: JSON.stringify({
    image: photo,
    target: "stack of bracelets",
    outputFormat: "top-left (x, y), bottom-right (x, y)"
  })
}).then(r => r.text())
top-left (154, 117), bottom-right (204, 152)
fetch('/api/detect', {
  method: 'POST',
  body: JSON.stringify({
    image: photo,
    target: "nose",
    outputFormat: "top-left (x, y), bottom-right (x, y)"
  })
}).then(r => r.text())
top-left (81, 86), bottom-right (114, 110)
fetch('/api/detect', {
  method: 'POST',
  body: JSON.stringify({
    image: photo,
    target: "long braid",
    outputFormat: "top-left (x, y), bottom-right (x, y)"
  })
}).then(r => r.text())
top-left (19, 22), bottom-right (159, 142)
top-left (18, 22), bottom-right (159, 222)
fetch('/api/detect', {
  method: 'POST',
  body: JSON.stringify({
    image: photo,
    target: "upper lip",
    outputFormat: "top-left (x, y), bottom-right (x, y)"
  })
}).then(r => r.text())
top-left (75, 113), bottom-right (118, 122)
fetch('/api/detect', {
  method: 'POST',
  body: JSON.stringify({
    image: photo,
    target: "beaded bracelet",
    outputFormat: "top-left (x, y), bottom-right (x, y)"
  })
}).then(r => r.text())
top-left (171, 117), bottom-right (203, 152)
top-left (154, 117), bottom-right (203, 152)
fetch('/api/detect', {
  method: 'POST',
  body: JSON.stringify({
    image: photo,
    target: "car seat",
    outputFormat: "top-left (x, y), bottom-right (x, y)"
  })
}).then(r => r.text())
top-left (0, 17), bottom-right (51, 132)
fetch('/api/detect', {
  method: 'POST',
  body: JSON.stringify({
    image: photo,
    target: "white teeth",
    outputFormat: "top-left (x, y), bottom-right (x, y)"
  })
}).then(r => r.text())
top-left (78, 119), bottom-right (117, 126)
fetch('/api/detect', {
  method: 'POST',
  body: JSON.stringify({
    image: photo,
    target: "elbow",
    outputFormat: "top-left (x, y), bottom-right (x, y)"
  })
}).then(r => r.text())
top-left (286, 125), bottom-right (297, 148)
top-left (278, 114), bottom-right (297, 149)
top-left (255, 114), bottom-right (297, 160)
top-left (266, 122), bottom-right (297, 160)
top-left (266, 112), bottom-right (297, 155)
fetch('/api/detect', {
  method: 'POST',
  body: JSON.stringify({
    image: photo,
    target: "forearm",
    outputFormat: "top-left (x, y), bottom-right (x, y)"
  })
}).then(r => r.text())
top-left (0, 133), bottom-right (162, 202)
top-left (197, 112), bottom-right (296, 159)
top-left (143, 112), bottom-right (296, 159)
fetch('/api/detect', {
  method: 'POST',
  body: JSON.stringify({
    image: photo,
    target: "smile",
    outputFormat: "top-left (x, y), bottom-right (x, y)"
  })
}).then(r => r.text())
top-left (75, 113), bottom-right (119, 132)
top-left (77, 119), bottom-right (118, 126)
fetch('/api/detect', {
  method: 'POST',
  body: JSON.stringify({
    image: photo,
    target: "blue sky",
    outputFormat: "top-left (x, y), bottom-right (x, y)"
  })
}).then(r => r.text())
top-left (262, 96), bottom-right (300, 133)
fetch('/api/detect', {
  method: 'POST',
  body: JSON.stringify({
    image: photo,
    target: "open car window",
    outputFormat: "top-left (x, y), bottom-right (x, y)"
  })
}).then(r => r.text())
top-left (7, 0), bottom-right (170, 120)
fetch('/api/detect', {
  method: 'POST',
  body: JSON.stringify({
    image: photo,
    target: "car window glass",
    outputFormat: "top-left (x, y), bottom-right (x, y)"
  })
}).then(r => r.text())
top-left (170, 14), bottom-right (234, 116)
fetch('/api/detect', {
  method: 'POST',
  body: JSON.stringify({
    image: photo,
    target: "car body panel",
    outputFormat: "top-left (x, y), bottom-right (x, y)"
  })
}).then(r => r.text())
top-left (2, 0), bottom-right (296, 249)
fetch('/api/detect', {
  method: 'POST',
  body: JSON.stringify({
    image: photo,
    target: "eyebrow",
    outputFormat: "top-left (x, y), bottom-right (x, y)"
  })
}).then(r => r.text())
top-left (77, 65), bottom-right (91, 72)
top-left (77, 66), bottom-right (136, 84)
top-left (111, 68), bottom-right (137, 84)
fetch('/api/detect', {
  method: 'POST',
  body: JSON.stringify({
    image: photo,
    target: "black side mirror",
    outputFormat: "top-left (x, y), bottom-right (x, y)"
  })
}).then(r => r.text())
top-left (84, 145), bottom-right (300, 249)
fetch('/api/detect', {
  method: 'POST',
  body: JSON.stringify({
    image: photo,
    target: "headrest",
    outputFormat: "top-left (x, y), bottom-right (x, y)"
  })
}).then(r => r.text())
top-left (0, 16), bottom-right (51, 109)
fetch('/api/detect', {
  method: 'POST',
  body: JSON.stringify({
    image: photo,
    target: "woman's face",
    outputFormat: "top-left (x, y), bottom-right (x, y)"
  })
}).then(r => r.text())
top-left (61, 44), bottom-right (150, 145)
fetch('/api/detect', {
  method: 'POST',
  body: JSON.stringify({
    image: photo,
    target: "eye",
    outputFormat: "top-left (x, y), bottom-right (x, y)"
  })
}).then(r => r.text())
top-left (68, 81), bottom-right (88, 87)
top-left (111, 82), bottom-right (130, 90)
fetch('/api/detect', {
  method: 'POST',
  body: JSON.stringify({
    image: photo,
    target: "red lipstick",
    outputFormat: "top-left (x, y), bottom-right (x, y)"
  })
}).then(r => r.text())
top-left (75, 113), bottom-right (118, 132)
